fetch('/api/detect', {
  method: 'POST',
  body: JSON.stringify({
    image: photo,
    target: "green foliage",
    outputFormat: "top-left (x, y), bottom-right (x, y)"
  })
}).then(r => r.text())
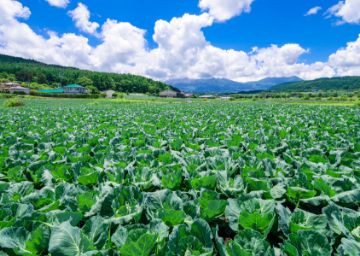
top-left (1, 102), bottom-right (360, 255)
top-left (202, 98), bottom-right (208, 102)
top-left (340, 94), bottom-right (348, 101)
top-left (85, 86), bottom-right (99, 94)
top-left (302, 94), bottom-right (310, 100)
top-left (0, 54), bottom-right (180, 94)
top-left (271, 76), bottom-right (360, 91)
top-left (12, 91), bottom-right (27, 95)
top-left (76, 76), bottom-right (93, 87)
top-left (3, 99), bottom-right (24, 107)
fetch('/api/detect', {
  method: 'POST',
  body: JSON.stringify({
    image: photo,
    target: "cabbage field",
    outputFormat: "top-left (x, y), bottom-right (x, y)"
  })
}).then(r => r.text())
top-left (1, 102), bottom-right (360, 256)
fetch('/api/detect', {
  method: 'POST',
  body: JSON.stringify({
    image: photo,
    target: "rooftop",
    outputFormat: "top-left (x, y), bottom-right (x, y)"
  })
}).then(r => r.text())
top-left (38, 88), bottom-right (64, 93)
top-left (64, 84), bottom-right (84, 88)
top-left (199, 95), bottom-right (216, 98)
top-left (0, 86), bottom-right (30, 90)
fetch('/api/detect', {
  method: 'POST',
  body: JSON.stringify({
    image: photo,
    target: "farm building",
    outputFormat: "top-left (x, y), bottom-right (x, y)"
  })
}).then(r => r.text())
top-left (159, 90), bottom-right (178, 98)
top-left (220, 97), bottom-right (231, 100)
top-left (159, 90), bottom-right (193, 98)
top-left (64, 84), bottom-right (86, 94)
top-left (101, 90), bottom-right (116, 99)
top-left (1, 83), bottom-right (21, 88)
top-left (178, 92), bottom-right (193, 98)
top-left (0, 85), bottom-right (30, 94)
top-left (38, 84), bottom-right (86, 94)
top-left (199, 95), bottom-right (216, 99)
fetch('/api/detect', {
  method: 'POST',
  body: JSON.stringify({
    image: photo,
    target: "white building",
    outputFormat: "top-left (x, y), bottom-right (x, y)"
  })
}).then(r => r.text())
top-left (63, 84), bottom-right (86, 94)
top-left (199, 95), bottom-right (216, 99)
top-left (101, 90), bottom-right (116, 98)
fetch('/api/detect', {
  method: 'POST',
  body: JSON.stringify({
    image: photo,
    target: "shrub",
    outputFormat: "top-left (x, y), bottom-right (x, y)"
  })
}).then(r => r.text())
top-left (355, 101), bottom-right (360, 107)
top-left (202, 98), bottom-right (208, 102)
top-left (93, 102), bottom-right (99, 105)
top-left (30, 90), bottom-right (40, 96)
top-left (328, 97), bottom-right (333, 101)
top-left (315, 97), bottom-right (321, 100)
top-left (229, 97), bottom-right (236, 101)
top-left (302, 95), bottom-right (310, 100)
top-left (1, 90), bottom-right (11, 94)
top-left (340, 95), bottom-right (348, 101)
top-left (13, 91), bottom-right (27, 95)
top-left (3, 99), bottom-right (24, 107)
top-left (100, 93), bottom-right (107, 98)
top-left (3, 94), bottom-right (14, 99)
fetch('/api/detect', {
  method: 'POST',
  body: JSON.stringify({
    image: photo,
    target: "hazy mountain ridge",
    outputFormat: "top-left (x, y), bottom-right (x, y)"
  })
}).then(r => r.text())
top-left (165, 76), bottom-right (303, 93)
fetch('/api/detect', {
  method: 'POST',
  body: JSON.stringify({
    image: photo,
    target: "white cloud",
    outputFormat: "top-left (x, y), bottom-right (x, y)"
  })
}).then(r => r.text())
top-left (90, 19), bottom-right (147, 70)
top-left (0, 0), bottom-right (341, 84)
top-left (131, 14), bottom-right (334, 82)
top-left (198, 0), bottom-right (255, 22)
top-left (329, 34), bottom-right (360, 76)
top-left (304, 6), bottom-right (322, 16)
top-left (45, 0), bottom-right (70, 8)
top-left (0, 0), bottom-right (30, 23)
top-left (68, 3), bottom-right (100, 35)
top-left (325, 0), bottom-right (360, 24)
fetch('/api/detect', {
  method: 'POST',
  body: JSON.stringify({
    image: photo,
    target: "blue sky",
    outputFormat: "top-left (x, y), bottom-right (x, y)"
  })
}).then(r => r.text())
top-left (1, 0), bottom-right (360, 82)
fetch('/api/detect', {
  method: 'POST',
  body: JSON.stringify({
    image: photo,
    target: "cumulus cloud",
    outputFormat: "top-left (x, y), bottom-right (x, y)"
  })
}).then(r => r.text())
top-left (90, 19), bottom-right (147, 70)
top-left (304, 6), bottom-right (322, 16)
top-left (68, 3), bottom-right (100, 35)
top-left (131, 14), bottom-right (334, 82)
top-left (325, 0), bottom-right (360, 25)
top-left (329, 34), bottom-right (360, 76)
top-left (45, 0), bottom-right (70, 8)
top-left (198, 0), bottom-right (255, 22)
top-left (0, 0), bottom-right (30, 23)
top-left (0, 0), bottom-right (341, 83)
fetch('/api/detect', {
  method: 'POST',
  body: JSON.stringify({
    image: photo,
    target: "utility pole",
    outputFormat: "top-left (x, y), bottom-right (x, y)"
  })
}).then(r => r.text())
top-left (59, 71), bottom-right (64, 88)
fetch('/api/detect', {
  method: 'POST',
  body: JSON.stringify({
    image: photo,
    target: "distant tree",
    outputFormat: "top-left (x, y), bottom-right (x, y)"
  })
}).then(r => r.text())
top-left (302, 94), bottom-right (310, 100)
top-left (86, 86), bottom-right (99, 94)
top-left (38, 74), bottom-right (48, 84)
top-left (340, 95), bottom-right (348, 101)
top-left (76, 76), bottom-right (93, 87)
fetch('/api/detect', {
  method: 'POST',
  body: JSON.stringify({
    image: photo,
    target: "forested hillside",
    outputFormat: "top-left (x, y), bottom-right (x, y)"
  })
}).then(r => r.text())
top-left (0, 54), bottom-right (179, 93)
top-left (271, 76), bottom-right (360, 91)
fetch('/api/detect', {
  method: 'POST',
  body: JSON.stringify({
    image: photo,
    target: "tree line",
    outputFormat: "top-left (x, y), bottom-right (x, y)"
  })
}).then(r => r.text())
top-left (270, 76), bottom-right (360, 91)
top-left (0, 54), bottom-right (179, 94)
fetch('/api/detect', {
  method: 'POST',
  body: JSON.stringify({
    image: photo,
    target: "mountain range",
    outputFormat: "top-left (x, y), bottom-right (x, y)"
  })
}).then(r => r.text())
top-left (164, 76), bottom-right (303, 93)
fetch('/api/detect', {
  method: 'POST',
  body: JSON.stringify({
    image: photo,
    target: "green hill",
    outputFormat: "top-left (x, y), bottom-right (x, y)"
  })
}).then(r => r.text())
top-left (270, 76), bottom-right (360, 91)
top-left (0, 54), bottom-right (179, 94)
